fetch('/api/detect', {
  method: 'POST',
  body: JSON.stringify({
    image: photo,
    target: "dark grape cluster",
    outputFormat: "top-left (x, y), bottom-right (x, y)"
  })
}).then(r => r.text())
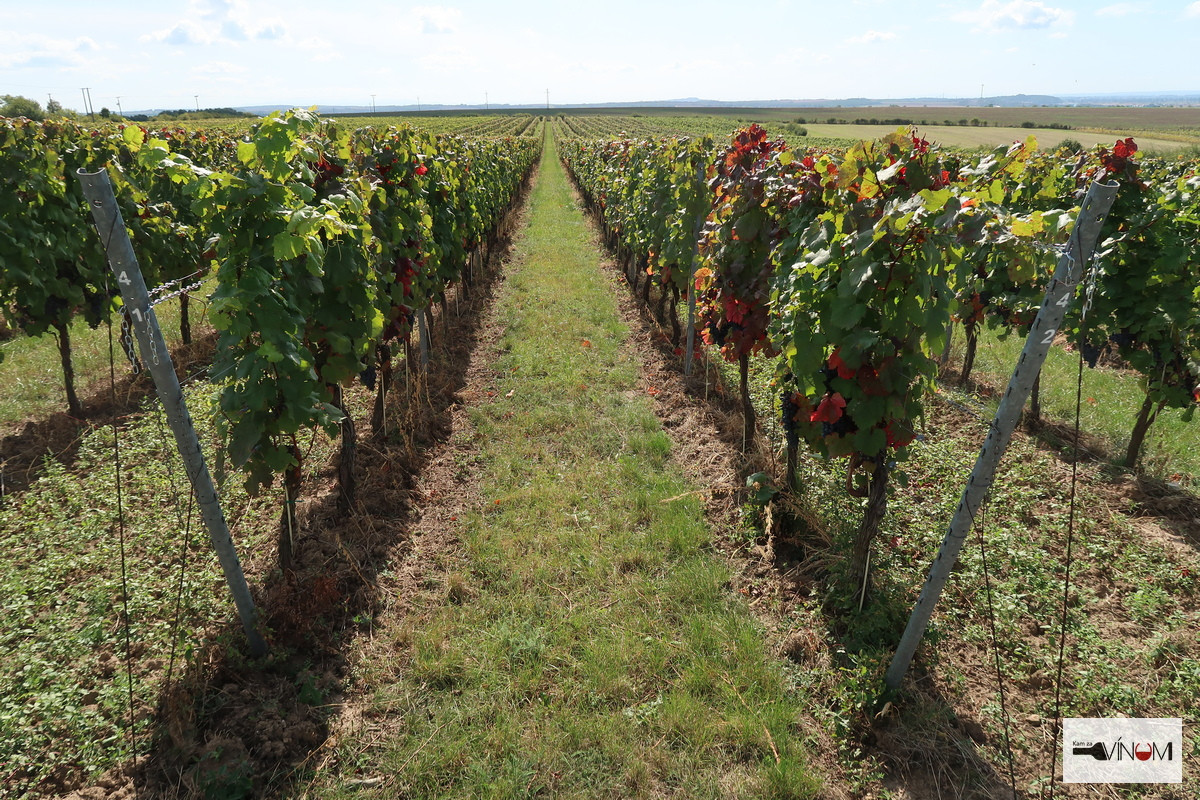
top-left (780, 388), bottom-right (801, 447)
top-left (821, 416), bottom-right (856, 438)
top-left (1109, 330), bottom-right (1135, 348)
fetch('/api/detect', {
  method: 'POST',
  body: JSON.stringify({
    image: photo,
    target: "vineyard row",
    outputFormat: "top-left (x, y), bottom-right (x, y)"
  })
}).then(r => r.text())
top-left (557, 122), bottom-right (1200, 577)
top-left (0, 111), bottom-right (541, 553)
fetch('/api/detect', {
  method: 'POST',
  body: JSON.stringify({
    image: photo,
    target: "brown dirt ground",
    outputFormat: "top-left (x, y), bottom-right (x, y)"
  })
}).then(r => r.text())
top-left (2, 328), bottom-right (218, 498)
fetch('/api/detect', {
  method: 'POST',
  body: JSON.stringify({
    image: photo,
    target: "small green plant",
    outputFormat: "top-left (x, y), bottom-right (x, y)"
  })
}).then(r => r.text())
top-left (295, 671), bottom-right (325, 706)
top-left (746, 472), bottom-right (779, 505)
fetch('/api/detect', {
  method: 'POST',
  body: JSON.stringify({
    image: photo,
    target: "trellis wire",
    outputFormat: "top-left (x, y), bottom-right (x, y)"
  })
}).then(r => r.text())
top-left (973, 499), bottom-right (1019, 797)
top-left (147, 271), bottom-right (205, 307)
top-left (149, 402), bottom-right (199, 706)
top-left (80, 167), bottom-right (267, 657)
top-left (104, 286), bottom-right (140, 799)
top-left (1044, 242), bottom-right (1101, 799)
top-left (884, 179), bottom-right (1118, 691)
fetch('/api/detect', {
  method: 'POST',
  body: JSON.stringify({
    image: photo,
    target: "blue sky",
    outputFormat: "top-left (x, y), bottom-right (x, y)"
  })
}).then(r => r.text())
top-left (2, 0), bottom-right (1199, 112)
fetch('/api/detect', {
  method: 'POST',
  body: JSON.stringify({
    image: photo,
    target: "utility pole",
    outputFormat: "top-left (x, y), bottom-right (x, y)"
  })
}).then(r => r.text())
top-left (485, 91), bottom-right (489, 111)
top-left (545, 88), bottom-right (549, 110)
top-left (81, 88), bottom-right (95, 121)
top-left (115, 96), bottom-right (123, 116)
top-left (370, 94), bottom-right (376, 113)
top-left (194, 95), bottom-right (200, 112)
top-left (417, 96), bottom-right (421, 112)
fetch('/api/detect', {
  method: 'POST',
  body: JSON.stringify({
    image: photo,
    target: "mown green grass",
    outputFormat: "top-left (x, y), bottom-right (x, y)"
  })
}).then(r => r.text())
top-left (304, 135), bottom-right (825, 799)
top-left (953, 325), bottom-right (1200, 483)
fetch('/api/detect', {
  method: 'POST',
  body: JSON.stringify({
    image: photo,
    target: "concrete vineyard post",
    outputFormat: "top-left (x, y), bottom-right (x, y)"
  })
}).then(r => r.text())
top-left (884, 179), bottom-right (1118, 691)
top-left (418, 308), bottom-right (431, 368)
top-left (78, 168), bottom-right (268, 658)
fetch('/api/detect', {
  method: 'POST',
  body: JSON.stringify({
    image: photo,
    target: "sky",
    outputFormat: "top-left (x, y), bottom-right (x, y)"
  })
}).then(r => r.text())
top-left (2, 0), bottom-right (1199, 112)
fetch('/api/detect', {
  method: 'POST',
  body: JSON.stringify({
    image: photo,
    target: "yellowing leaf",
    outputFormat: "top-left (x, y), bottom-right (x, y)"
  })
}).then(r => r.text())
top-left (122, 125), bottom-right (145, 149)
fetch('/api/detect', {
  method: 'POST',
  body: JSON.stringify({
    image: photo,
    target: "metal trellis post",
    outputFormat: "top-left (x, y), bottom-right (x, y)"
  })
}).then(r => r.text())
top-left (884, 179), bottom-right (1118, 691)
top-left (78, 168), bottom-right (268, 658)
top-left (683, 162), bottom-right (706, 378)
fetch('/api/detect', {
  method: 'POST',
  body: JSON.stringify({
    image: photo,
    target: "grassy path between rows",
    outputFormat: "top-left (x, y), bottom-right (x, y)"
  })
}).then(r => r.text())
top-left (302, 137), bottom-right (826, 798)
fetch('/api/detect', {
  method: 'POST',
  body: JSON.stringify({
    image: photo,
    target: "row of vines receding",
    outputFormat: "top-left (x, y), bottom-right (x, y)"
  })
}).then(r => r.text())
top-left (0, 110), bottom-right (541, 568)
top-left (559, 121), bottom-right (1200, 593)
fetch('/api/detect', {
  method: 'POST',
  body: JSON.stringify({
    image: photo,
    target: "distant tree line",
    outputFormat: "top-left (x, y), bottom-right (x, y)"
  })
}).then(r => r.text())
top-left (0, 95), bottom-right (255, 123)
top-left (792, 114), bottom-right (1074, 131)
top-left (129, 108), bottom-right (256, 122)
top-left (1, 95), bottom-right (60, 121)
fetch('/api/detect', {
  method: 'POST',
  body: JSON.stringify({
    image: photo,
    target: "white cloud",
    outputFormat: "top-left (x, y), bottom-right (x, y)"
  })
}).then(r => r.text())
top-left (1186, 1), bottom-right (1200, 17)
top-left (846, 30), bottom-right (897, 44)
top-left (294, 36), bottom-right (340, 63)
top-left (220, 18), bottom-right (287, 41)
top-left (192, 0), bottom-right (236, 20)
top-left (414, 6), bottom-right (463, 35)
top-left (418, 43), bottom-right (478, 71)
top-left (0, 33), bottom-right (100, 68)
top-left (1095, 3), bottom-right (1140, 16)
top-left (192, 60), bottom-right (248, 77)
top-left (953, 0), bottom-right (1074, 31)
top-left (220, 19), bottom-right (250, 40)
top-left (256, 23), bottom-right (286, 41)
top-left (144, 2), bottom-right (287, 46)
top-left (160, 20), bottom-right (213, 45)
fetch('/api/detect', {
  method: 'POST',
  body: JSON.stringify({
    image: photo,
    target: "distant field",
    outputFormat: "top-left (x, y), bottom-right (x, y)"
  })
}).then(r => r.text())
top-left (185, 105), bottom-right (1200, 154)
top-left (530, 103), bottom-right (1195, 127)
top-left (779, 104), bottom-right (1200, 132)
top-left (305, 105), bottom-right (1200, 153)
top-left (794, 123), bottom-right (1195, 153)
top-left (543, 105), bottom-right (1200, 150)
